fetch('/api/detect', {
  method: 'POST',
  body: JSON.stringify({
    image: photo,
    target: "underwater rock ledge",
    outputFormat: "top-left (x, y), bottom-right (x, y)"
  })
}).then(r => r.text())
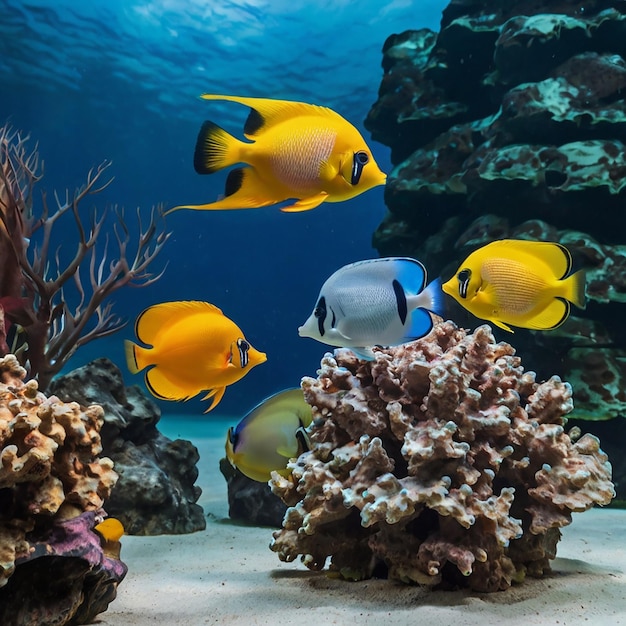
top-left (50, 358), bottom-right (206, 535)
top-left (270, 322), bottom-right (615, 592)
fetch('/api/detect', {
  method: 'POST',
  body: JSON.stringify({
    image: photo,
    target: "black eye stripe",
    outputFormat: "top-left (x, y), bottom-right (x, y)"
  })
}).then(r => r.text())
top-left (457, 269), bottom-right (471, 299)
top-left (237, 338), bottom-right (249, 367)
top-left (351, 151), bottom-right (369, 185)
top-left (314, 296), bottom-right (327, 337)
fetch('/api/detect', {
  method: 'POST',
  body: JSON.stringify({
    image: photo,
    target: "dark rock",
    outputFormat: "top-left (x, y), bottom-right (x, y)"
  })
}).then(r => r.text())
top-left (219, 457), bottom-right (286, 528)
top-left (366, 1), bottom-right (626, 426)
top-left (50, 359), bottom-right (205, 535)
top-left (0, 512), bottom-right (127, 626)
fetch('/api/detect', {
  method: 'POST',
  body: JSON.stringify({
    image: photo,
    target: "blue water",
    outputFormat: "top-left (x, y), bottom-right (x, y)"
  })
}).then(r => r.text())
top-left (0, 0), bottom-right (447, 417)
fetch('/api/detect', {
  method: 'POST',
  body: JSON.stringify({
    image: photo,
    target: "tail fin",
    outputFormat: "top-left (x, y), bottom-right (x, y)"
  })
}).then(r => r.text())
top-left (421, 277), bottom-right (445, 316)
top-left (124, 339), bottom-right (142, 374)
top-left (563, 269), bottom-right (586, 309)
top-left (193, 121), bottom-right (242, 174)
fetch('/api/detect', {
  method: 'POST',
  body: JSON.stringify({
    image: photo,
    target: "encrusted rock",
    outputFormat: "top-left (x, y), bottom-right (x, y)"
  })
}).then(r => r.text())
top-left (0, 353), bottom-right (125, 622)
top-left (270, 323), bottom-right (614, 592)
top-left (50, 358), bottom-right (205, 535)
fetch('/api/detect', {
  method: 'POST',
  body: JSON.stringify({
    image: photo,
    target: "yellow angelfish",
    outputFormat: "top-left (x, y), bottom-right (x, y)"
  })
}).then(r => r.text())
top-left (168, 94), bottom-right (387, 214)
top-left (125, 301), bottom-right (267, 412)
top-left (225, 388), bottom-right (313, 482)
top-left (442, 239), bottom-right (586, 332)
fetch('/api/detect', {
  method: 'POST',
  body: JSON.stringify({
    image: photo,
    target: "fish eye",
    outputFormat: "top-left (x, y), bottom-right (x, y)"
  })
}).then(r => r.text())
top-left (458, 269), bottom-right (471, 282)
top-left (355, 151), bottom-right (369, 165)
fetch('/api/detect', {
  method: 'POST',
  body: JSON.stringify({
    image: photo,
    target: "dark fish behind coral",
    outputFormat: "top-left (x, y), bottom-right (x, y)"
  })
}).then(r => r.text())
top-left (226, 388), bottom-right (312, 482)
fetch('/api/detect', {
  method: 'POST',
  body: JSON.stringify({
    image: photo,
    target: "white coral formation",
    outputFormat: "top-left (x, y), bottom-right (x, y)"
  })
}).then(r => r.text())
top-left (0, 354), bottom-right (118, 587)
top-left (270, 322), bottom-right (615, 592)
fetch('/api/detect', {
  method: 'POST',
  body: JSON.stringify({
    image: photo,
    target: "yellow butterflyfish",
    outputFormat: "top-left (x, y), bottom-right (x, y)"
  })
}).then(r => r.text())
top-left (442, 239), bottom-right (586, 332)
top-left (125, 301), bottom-right (266, 412)
top-left (168, 94), bottom-right (386, 214)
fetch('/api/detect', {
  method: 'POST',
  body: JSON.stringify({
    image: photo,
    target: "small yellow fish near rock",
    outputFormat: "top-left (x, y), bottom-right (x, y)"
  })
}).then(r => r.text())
top-left (125, 301), bottom-right (266, 412)
top-left (442, 239), bottom-right (586, 332)
top-left (168, 94), bottom-right (387, 214)
top-left (94, 517), bottom-right (125, 559)
top-left (226, 388), bottom-right (313, 482)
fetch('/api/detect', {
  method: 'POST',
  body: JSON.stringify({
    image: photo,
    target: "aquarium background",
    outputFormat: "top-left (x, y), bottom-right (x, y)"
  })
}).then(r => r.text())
top-left (0, 0), bottom-right (448, 417)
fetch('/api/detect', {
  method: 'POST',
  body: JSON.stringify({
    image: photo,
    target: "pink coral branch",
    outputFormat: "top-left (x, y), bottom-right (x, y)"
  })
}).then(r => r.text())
top-left (0, 124), bottom-right (170, 390)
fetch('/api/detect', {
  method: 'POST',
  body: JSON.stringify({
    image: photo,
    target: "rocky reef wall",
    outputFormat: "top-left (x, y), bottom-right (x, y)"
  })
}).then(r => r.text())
top-left (365, 1), bottom-right (626, 426)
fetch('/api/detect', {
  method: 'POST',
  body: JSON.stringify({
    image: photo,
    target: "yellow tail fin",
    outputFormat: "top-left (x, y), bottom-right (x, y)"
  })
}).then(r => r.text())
top-left (124, 339), bottom-right (141, 374)
top-left (562, 269), bottom-right (586, 309)
top-left (193, 121), bottom-right (242, 174)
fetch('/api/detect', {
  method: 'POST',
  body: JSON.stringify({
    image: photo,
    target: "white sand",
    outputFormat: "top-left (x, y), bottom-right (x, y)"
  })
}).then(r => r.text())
top-left (99, 416), bottom-right (626, 626)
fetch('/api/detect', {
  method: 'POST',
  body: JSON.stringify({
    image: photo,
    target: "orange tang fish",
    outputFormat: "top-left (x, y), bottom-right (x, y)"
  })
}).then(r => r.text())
top-left (125, 301), bottom-right (266, 412)
top-left (442, 239), bottom-right (586, 332)
top-left (169, 94), bottom-right (387, 213)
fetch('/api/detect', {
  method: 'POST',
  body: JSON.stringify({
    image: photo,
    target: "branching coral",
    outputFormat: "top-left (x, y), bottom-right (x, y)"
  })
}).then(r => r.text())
top-left (270, 322), bottom-right (615, 592)
top-left (0, 124), bottom-right (170, 390)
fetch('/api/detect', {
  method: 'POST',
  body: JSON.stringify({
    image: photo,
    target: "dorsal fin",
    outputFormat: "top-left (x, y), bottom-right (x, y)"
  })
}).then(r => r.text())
top-left (199, 94), bottom-right (344, 139)
top-left (487, 239), bottom-right (573, 279)
top-left (135, 301), bottom-right (223, 345)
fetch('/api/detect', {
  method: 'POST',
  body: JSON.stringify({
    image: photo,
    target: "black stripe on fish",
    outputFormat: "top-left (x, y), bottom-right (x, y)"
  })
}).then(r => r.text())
top-left (237, 338), bottom-right (250, 368)
top-left (244, 108), bottom-right (264, 136)
top-left (457, 268), bottom-right (471, 299)
top-left (314, 296), bottom-right (327, 337)
top-left (225, 168), bottom-right (245, 197)
top-left (295, 425), bottom-right (310, 454)
top-left (227, 427), bottom-right (238, 449)
top-left (392, 279), bottom-right (408, 325)
top-left (351, 151), bottom-right (370, 185)
top-left (331, 308), bottom-right (336, 328)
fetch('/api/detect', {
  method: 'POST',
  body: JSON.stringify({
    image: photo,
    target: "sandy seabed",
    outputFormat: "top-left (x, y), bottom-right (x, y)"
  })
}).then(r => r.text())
top-left (98, 415), bottom-right (626, 626)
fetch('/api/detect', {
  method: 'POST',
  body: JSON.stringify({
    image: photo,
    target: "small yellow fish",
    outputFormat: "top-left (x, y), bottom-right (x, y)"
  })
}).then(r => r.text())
top-left (125, 301), bottom-right (266, 412)
top-left (94, 517), bottom-right (125, 560)
top-left (225, 388), bottom-right (313, 482)
top-left (442, 239), bottom-right (586, 332)
top-left (168, 94), bottom-right (386, 214)
top-left (94, 517), bottom-right (125, 542)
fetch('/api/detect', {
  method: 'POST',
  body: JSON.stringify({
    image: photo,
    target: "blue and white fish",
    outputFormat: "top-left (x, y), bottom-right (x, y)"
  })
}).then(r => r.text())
top-left (298, 257), bottom-right (444, 360)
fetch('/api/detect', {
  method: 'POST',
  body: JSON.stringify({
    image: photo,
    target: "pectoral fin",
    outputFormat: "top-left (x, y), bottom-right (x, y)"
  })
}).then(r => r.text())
top-left (280, 193), bottom-right (329, 213)
top-left (492, 319), bottom-right (515, 333)
top-left (349, 347), bottom-right (377, 361)
top-left (201, 386), bottom-right (226, 412)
